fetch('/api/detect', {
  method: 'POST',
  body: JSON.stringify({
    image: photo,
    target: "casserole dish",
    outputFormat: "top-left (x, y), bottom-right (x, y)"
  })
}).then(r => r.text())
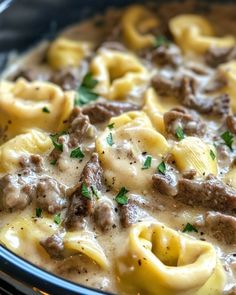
top-left (0, 0), bottom-right (236, 294)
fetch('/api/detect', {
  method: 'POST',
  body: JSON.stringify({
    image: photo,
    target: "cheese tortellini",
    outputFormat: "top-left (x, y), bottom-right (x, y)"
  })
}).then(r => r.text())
top-left (90, 49), bottom-right (149, 100)
top-left (172, 137), bottom-right (217, 177)
top-left (47, 37), bottom-right (92, 70)
top-left (169, 14), bottom-right (235, 53)
top-left (0, 129), bottom-right (52, 172)
top-left (121, 5), bottom-right (159, 50)
top-left (116, 221), bottom-right (226, 295)
top-left (0, 78), bottom-right (74, 139)
top-left (96, 111), bottom-right (169, 190)
top-left (0, 214), bottom-right (108, 269)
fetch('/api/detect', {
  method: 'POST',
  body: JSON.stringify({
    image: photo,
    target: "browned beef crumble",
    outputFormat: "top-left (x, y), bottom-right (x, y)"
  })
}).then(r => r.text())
top-left (65, 153), bottom-right (103, 229)
top-left (212, 94), bottom-right (230, 117)
top-left (203, 212), bottom-right (236, 245)
top-left (226, 115), bottom-right (236, 135)
top-left (94, 201), bottom-right (116, 231)
top-left (148, 44), bottom-right (182, 67)
top-left (19, 154), bottom-right (44, 173)
top-left (175, 175), bottom-right (236, 215)
top-left (40, 234), bottom-right (64, 259)
top-left (82, 101), bottom-right (141, 124)
top-left (205, 46), bottom-right (236, 68)
top-left (152, 173), bottom-right (178, 197)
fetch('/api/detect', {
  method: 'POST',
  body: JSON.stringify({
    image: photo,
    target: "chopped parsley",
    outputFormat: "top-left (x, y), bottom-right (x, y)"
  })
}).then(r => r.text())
top-left (142, 155), bottom-right (152, 170)
top-left (91, 185), bottom-right (99, 199)
top-left (70, 147), bottom-right (85, 159)
top-left (42, 106), bottom-right (50, 113)
top-left (115, 187), bottom-right (129, 205)
top-left (210, 149), bottom-right (216, 160)
top-left (54, 213), bottom-right (61, 225)
top-left (35, 208), bottom-right (42, 218)
top-left (75, 73), bottom-right (98, 106)
top-left (50, 159), bottom-right (57, 166)
top-left (50, 131), bottom-right (67, 152)
top-left (107, 122), bottom-right (115, 130)
top-left (221, 130), bottom-right (234, 151)
top-left (176, 126), bottom-right (185, 141)
top-left (106, 132), bottom-right (114, 146)
top-left (157, 161), bottom-right (166, 175)
top-left (81, 183), bottom-right (91, 199)
top-left (183, 223), bottom-right (198, 233)
top-left (154, 35), bottom-right (170, 48)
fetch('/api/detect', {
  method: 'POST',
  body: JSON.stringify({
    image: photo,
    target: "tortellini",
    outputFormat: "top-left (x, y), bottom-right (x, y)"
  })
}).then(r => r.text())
top-left (90, 49), bottom-right (149, 100)
top-left (143, 88), bottom-right (179, 134)
top-left (169, 14), bottom-right (235, 53)
top-left (96, 111), bottom-right (169, 190)
top-left (116, 221), bottom-right (226, 295)
top-left (0, 214), bottom-right (108, 269)
top-left (0, 129), bottom-right (52, 172)
top-left (121, 5), bottom-right (159, 50)
top-left (172, 137), bottom-right (217, 177)
top-left (223, 166), bottom-right (236, 189)
top-left (0, 78), bottom-right (74, 139)
top-left (47, 37), bottom-right (92, 70)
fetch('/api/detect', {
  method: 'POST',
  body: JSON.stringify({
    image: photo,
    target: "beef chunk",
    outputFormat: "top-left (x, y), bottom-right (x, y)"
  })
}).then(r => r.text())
top-left (67, 107), bottom-right (90, 148)
top-left (40, 234), bottom-right (64, 259)
top-left (65, 153), bottom-right (103, 229)
top-left (152, 173), bottom-right (177, 197)
top-left (151, 75), bottom-right (180, 97)
top-left (205, 46), bottom-right (236, 67)
top-left (150, 44), bottom-right (182, 67)
top-left (36, 177), bottom-right (67, 214)
top-left (82, 101), bottom-right (140, 124)
top-left (175, 175), bottom-right (236, 214)
top-left (212, 94), bottom-right (230, 116)
top-left (182, 169), bottom-right (197, 180)
top-left (163, 107), bottom-right (206, 137)
top-left (226, 115), bottom-right (236, 135)
top-left (119, 199), bottom-right (149, 228)
top-left (203, 212), bottom-right (236, 245)
top-left (0, 171), bottom-right (37, 211)
top-left (19, 154), bottom-right (44, 173)
top-left (94, 201), bottom-right (116, 231)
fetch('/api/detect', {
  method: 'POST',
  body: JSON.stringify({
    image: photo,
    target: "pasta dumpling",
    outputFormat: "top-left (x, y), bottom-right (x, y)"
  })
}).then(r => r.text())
top-left (169, 14), bottom-right (235, 53)
top-left (90, 49), bottom-right (148, 100)
top-left (96, 111), bottom-right (169, 190)
top-left (47, 37), bottom-right (92, 70)
top-left (0, 129), bottom-right (52, 172)
top-left (121, 5), bottom-right (159, 50)
top-left (0, 78), bottom-right (74, 139)
top-left (223, 166), bottom-right (236, 189)
top-left (116, 221), bottom-right (226, 295)
top-left (172, 137), bottom-right (217, 177)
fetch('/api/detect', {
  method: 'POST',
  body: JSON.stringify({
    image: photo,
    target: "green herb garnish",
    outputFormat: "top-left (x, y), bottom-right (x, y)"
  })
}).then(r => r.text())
top-left (183, 223), bottom-right (198, 233)
top-left (157, 161), bottom-right (166, 175)
top-left (210, 149), bottom-right (216, 160)
top-left (115, 187), bottom-right (129, 205)
top-left (106, 132), bottom-right (114, 146)
top-left (142, 155), bottom-right (152, 170)
top-left (81, 183), bottom-right (91, 199)
top-left (50, 131), bottom-right (66, 152)
top-left (70, 147), bottom-right (85, 159)
top-left (75, 73), bottom-right (98, 106)
top-left (91, 185), bottom-right (99, 199)
top-left (54, 213), bottom-right (61, 225)
top-left (176, 126), bottom-right (185, 141)
top-left (42, 106), bottom-right (50, 113)
top-left (108, 122), bottom-right (115, 130)
top-left (154, 35), bottom-right (170, 48)
top-left (221, 130), bottom-right (234, 151)
top-left (50, 159), bottom-right (57, 166)
top-left (35, 208), bottom-right (42, 218)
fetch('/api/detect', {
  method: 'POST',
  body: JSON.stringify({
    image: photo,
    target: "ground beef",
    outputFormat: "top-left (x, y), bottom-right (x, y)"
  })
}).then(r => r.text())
top-left (175, 175), bottom-right (236, 214)
top-left (36, 177), bottom-right (67, 214)
top-left (19, 154), bottom-right (44, 173)
top-left (0, 171), bottom-right (37, 211)
top-left (212, 94), bottom-right (230, 116)
top-left (40, 234), bottom-right (64, 259)
top-left (65, 153), bottom-right (103, 229)
top-left (226, 115), bottom-right (236, 135)
top-left (205, 46), bottom-right (236, 67)
top-left (82, 101), bottom-right (140, 124)
top-left (94, 201), bottom-right (116, 231)
top-left (151, 75), bottom-right (180, 97)
top-left (152, 173), bottom-right (178, 196)
top-left (67, 107), bottom-right (90, 148)
top-left (163, 107), bottom-right (206, 137)
top-left (119, 199), bottom-right (149, 228)
top-left (203, 212), bottom-right (236, 245)
top-left (150, 44), bottom-right (182, 67)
